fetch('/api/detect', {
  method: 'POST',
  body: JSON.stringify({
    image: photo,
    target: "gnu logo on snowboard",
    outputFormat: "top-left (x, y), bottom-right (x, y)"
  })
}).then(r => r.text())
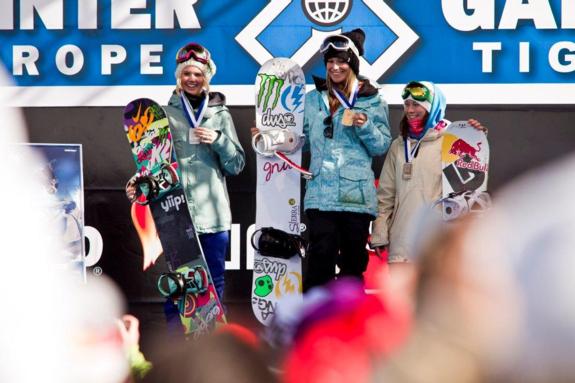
top-left (161, 194), bottom-right (185, 212)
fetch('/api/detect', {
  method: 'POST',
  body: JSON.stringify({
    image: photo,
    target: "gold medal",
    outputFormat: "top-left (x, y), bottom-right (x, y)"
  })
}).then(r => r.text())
top-left (402, 162), bottom-right (413, 180)
top-left (342, 109), bottom-right (354, 126)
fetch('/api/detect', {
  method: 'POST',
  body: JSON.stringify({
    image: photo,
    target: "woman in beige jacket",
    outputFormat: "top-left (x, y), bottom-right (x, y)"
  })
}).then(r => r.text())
top-left (370, 81), bottom-right (484, 263)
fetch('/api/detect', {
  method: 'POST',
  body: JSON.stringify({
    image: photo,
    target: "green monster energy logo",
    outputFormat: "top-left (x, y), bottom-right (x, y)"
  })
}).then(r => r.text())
top-left (257, 74), bottom-right (284, 110)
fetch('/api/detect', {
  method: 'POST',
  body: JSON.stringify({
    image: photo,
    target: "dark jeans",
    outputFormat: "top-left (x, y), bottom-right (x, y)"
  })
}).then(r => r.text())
top-left (303, 209), bottom-right (372, 291)
top-left (199, 230), bottom-right (229, 301)
top-left (164, 230), bottom-right (229, 334)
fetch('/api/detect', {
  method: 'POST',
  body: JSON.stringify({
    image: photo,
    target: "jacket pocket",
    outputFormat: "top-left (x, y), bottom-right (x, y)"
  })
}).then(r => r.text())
top-left (338, 167), bottom-right (368, 204)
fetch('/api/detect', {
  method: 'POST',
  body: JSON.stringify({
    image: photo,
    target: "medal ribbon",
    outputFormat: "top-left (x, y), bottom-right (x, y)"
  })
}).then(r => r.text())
top-left (331, 79), bottom-right (359, 109)
top-left (404, 137), bottom-right (423, 164)
top-left (180, 92), bottom-right (208, 129)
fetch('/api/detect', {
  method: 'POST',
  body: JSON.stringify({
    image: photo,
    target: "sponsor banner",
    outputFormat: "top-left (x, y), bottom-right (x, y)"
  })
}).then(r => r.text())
top-left (1, 0), bottom-right (575, 106)
top-left (24, 143), bottom-right (86, 280)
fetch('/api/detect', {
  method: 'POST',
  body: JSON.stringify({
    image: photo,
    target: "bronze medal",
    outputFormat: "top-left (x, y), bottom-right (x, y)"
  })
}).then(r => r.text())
top-left (402, 162), bottom-right (413, 180)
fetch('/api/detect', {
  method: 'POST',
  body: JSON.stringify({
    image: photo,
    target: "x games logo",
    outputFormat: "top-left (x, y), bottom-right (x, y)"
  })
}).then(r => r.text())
top-left (236, 0), bottom-right (418, 81)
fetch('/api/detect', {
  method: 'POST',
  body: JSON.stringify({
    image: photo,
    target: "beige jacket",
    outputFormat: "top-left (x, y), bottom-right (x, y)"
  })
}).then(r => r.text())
top-left (371, 127), bottom-right (446, 262)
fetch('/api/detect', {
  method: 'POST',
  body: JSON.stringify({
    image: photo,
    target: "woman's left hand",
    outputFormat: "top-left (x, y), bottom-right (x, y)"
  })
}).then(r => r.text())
top-left (352, 112), bottom-right (368, 127)
top-left (195, 127), bottom-right (219, 144)
top-left (468, 118), bottom-right (488, 135)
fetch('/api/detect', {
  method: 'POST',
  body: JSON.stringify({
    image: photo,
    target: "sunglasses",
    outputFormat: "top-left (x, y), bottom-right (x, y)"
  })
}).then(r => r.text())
top-left (323, 116), bottom-right (333, 139)
top-left (401, 83), bottom-right (432, 103)
top-left (176, 43), bottom-right (210, 64)
top-left (319, 35), bottom-right (360, 58)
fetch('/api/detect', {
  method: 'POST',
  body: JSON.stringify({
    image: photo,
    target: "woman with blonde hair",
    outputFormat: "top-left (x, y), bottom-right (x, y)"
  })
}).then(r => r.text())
top-left (302, 29), bottom-right (391, 290)
top-left (164, 43), bottom-right (245, 303)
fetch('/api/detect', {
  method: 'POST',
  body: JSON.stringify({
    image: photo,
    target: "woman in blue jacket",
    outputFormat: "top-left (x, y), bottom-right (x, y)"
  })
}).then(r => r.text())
top-left (303, 29), bottom-right (392, 290)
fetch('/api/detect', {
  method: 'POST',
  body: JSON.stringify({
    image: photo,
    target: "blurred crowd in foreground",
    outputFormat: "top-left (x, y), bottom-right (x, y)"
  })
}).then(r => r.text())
top-left (2, 62), bottom-right (575, 383)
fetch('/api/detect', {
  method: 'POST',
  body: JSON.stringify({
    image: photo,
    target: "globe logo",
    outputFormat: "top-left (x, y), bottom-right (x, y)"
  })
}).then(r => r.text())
top-left (301, 0), bottom-right (353, 26)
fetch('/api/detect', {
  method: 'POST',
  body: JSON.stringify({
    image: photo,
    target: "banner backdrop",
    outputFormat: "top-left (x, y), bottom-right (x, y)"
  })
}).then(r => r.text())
top-left (2, 0), bottom-right (575, 105)
top-left (26, 143), bottom-right (86, 281)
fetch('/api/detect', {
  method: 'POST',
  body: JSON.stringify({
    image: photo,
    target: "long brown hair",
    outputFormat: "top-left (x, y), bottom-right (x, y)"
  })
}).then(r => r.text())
top-left (326, 69), bottom-right (357, 115)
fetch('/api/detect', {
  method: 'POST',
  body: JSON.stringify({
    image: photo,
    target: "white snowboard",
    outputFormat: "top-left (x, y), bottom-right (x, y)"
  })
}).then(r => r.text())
top-left (251, 58), bottom-right (305, 326)
top-left (441, 120), bottom-right (489, 197)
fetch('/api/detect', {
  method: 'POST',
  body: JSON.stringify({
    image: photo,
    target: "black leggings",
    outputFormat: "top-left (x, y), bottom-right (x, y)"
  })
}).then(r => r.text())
top-left (304, 209), bottom-right (372, 291)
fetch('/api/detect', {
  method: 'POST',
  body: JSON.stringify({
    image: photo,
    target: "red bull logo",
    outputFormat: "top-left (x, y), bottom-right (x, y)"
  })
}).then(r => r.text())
top-left (449, 139), bottom-right (482, 162)
top-left (455, 158), bottom-right (488, 172)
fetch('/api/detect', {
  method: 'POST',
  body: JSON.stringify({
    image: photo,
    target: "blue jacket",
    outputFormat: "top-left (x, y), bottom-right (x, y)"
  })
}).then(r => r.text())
top-left (303, 77), bottom-right (391, 217)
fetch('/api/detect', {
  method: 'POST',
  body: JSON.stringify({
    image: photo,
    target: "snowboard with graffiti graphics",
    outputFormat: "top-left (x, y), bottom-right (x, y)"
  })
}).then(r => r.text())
top-left (250, 58), bottom-right (307, 326)
top-left (441, 120), bottom-right (489, 198)
top-left (123, 98), bottom-right (225, 337)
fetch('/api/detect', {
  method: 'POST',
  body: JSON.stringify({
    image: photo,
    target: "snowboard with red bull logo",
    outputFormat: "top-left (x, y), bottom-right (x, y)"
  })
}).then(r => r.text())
top-left (123, 98), bottom-right (225, 337)
top-left (441, 120), bottom-right (489, 197)
top-left (251, 58), bottom-right (305, 326)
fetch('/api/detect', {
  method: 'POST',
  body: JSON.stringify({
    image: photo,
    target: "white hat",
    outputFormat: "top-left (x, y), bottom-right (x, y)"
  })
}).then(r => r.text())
top-left (174, 43), bottom-right (217, 86)
top-left (402, 81), bottom-right (435, 112)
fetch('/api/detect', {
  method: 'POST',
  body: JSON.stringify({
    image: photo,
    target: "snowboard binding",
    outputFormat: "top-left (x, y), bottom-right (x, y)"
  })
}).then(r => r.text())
top-left (434, 189), bottom-right (492, 221)
top-left (252, 130), bottom-right (312, 179)
top-left (251, 227), bottom-right (307, 259)
top-left (252, 129), bottom-right (304, 156)
top-left (157, 266), bottom-right (209, 298)
top-left (125, 174), bottom-right (160, 205)
top-left (157, 162), bottom-right (180, 189)
top-left (126, 162), bottom-right (180, 205)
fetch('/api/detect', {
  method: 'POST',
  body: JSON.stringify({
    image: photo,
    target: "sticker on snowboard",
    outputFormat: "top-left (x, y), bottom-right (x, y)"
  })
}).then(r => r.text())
top-left (123, 98), bottom-right (225, 337)
top-left (441, 120), bottom-right (490, 220)
top-left (251, 58), bottom-right (306, 326)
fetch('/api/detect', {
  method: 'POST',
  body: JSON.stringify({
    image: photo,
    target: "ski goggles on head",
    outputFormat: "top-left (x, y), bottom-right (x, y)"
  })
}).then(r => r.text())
top-left (319, 35), bottom-right (360, 58)
top-left (401, 82), bottom-right (433, 103)
top-left (176, 43), bottom-right (210, 64)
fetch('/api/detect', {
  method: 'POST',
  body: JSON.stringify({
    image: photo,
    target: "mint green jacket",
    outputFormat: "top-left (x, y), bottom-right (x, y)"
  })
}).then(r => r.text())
top-left (164, 92), bottom-right (245, 233)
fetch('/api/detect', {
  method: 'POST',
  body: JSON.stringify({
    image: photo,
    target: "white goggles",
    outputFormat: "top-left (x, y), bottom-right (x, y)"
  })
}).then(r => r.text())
top-left (319, 35), bottom-right (360, 59)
